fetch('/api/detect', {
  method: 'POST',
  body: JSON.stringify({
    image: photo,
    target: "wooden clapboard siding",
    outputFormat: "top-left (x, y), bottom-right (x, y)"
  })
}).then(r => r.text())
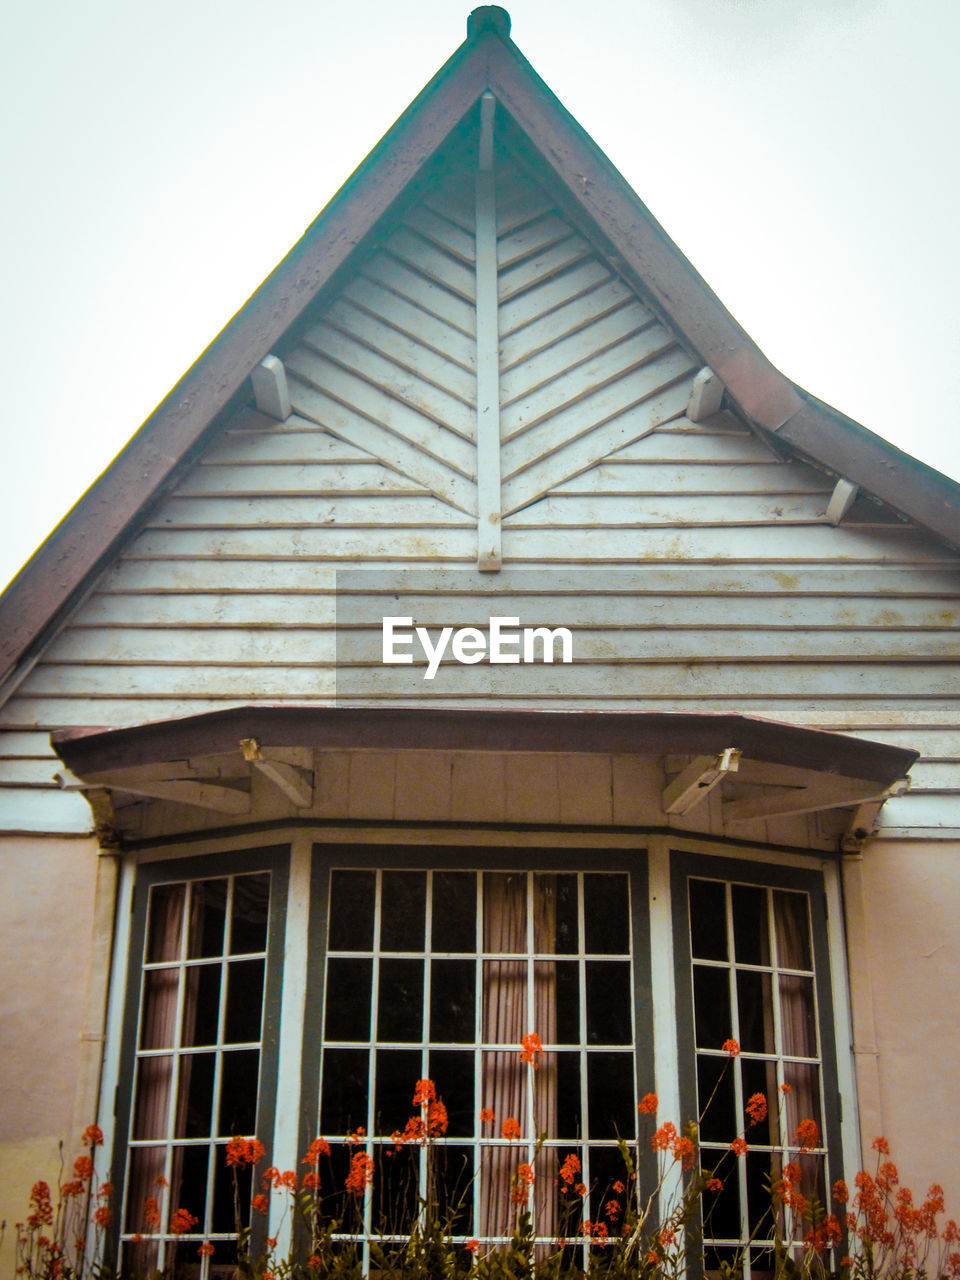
top-left (3, 140), bottom-right (960, 839)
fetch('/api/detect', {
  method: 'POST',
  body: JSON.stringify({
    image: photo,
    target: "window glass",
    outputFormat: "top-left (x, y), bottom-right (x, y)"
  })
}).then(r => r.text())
top-left (687, 877), bottom-right (830, 1279)
top-left (317, 868), bottom-right (636, 1258)
top-left (121, 870), bottom-right (272, 1274)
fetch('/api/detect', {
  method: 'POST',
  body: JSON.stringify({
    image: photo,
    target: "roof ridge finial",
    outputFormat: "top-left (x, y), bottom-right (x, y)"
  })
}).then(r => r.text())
top-left (467, 6), bottom-right (511, 39)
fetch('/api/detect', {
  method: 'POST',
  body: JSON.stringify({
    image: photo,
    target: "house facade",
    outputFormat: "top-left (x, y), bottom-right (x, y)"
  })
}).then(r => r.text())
top-left (2, 7), bottom-right (959, 1273)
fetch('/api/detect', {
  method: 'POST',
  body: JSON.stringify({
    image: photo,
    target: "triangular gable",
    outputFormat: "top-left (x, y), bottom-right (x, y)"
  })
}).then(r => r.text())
top-left (2, 4), bottom-right (960, 693)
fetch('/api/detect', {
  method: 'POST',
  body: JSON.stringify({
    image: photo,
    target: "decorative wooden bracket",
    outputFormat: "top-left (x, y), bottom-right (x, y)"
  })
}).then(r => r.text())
top-left (724, 763), bottom-right (910, 825)
top-left (240, 738), bottom-right (314, 808)
top-left (663, 747), bottom-right (741, 814)
top-left (252, 354), bottom-right (292, 421)
top-left (841, 779), bottom-right (910, 852)
top-left (687, 367), bottom-right (725, 422)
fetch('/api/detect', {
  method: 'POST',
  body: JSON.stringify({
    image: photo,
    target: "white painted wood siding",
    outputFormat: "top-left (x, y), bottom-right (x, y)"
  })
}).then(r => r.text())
top-left (2, 142), bottom-right (959, 836)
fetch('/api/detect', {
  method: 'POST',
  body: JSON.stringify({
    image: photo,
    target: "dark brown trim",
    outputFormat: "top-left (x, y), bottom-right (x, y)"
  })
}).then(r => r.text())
top-left (52, 705), bottom-right (917, 785)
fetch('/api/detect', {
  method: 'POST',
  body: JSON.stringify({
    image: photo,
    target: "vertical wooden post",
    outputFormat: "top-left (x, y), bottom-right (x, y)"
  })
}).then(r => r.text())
top-left (475, 91), bottom-right (502, 571)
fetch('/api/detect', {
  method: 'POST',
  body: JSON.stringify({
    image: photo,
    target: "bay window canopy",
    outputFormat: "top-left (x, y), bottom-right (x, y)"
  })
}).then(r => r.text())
top-left (51, 705), bottom-right (917, 839)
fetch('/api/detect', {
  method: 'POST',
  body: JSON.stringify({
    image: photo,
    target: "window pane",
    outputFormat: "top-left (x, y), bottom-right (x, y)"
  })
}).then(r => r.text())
top-left (482, 960), bottom-right (525, 1043)
top-left (551, 962), bottom-right (580, 1043)
top-left (188, 879), bottom-right (227, 958)
top-left (535, 873), bottom-right (578, 953)
top-left (170, 1142), bottom-right (209, 1231)
top-left (432, 871), bottom-right (476, 952)
top-left (693, 966), bottom-right (731, 1050)
top-left (483, 873), bottom-right (526, 951)
top-left (329, 870), bottom-right (375, 950)
top-left (147, 884), bottom-right (185, 962)
top-left (696, 1054), bottom-right (736, 1142)
top-left (583, 875), bottom-right (629, 954)
top-left (736, 969), bottom-right (774, 1054)
top-left (380, 871), bottom-right (426, 951)
top-left (732, 884), bottom-right (769, 966)
top-left (773, 891), bottom-right (812, 971)
top-left (182, 965), bottom-right (221, 1047)
top-left (133, 1056), bottom-right (174, 1140)
top-left (230, 872), bottom-right (270, 954)
top-left (324, 959), bottom-right (372, 1040)
top-left (176, 1051), bottom-right (216, 1137)
top-left (779, 975), bottom-right (817, 1057)
top-left (689, 879), bottom-right (727, 961)
top-left (224, 959), bottom-right (264, 1043)
top-left (585, 961), bottom-right (632, 1044)
top-left (430, 959), bottom-right (475, 1042)
top-left (218, 1049), bottom-right (260, 1136)
top-left (375, 1048), bottom-right (422, 1134)
top-left (377, 958), bottom-right (424, 1042)
top-left (586, 1053), bottom-right (635, 1138)
top-left (140, 969), bottom-right (181, 1050)
top-left (320, 1048), bottom-right (368, 1134)
top-left (428, 1049), bottom-right (474, 1137)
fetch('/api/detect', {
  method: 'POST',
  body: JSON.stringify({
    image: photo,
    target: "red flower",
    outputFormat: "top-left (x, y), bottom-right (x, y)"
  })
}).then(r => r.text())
top-left (198, 1243), bottom-right (215, 1258)
top-left (673, 1135), bottom-right (696, 1171)
top-left (706, 1178), bottom-right (723, 1192)
top-left (651, 1121), bottom-right (678, 1152)
top-left (226, 1137), bottom-right (265, 1167)
top-left (345, 1152), bottom-right (374, 1195)
top-left (170, 1208), bottom-right (198, 1235)
top-left (722, 1038), bottom-right (740, 1056)
top-left (795, 1119), bottom-right (820, 1151)
top-left (303, 1172), bottom-right (321, 1190)
top-left (605, 1199), bottom-right (621, 1220)
top-left (780, 1083), bottom-right (793, 1095)
top-left (730, 1137), bottom-right (748, 1157)
top-left (872, 1136), bottom-right (890, 1155)
top-left (29, 1183), bottom-right (53, 1226)
top-left (480, 1108), bottom-right (495, 1125)
top-left (412, 1079), bottom-right (436, 1106)
top-left (745, 1093), bottom-right (768, 1127)
top-left (559, 1154), bottom-right (581, 1187)
top-left (464, 1239), bottom-right (480, 1255)
top-left (520, 1032), bottom-right (543, 1068)
top-left (143, 1197), bottom-right (161, 1231)
top-left (82, 1126), bottom-right (104, 1148)
top-left (427, 1099), bottom-right (448, 1136)
top-left (347, 1127), bottom-right (366, 1146)
top-left (251, 1194), bottom-right (269, 1215)
top-left (61, 1181), bottom-right (84, 1199)
top-left (833, 1179), bottom-right (849, 1205)
top-left (98, 1182), bottom-right (114, 1200)
top-left (73, 1157), bottom-right (94, 1182)
top-left (92, 1206), bottom-right (112, 1230)
top-left (301, 1137), bottom-right (330, 1164)
top-left (501, 1117), bottom-right (521, 1141)
top-left (638, 1092), bottom-right (658, 1116)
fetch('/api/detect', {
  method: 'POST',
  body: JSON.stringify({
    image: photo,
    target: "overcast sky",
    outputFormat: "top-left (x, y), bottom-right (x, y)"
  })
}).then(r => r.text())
top-left (2, 0), bottom-right (958, 591)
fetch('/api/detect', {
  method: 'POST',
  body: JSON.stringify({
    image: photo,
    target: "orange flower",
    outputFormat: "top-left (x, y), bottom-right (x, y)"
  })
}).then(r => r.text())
top-left (154, 1175), bottom-right (169, 1187)
top-left (98, 1182), bottom-right (114, 1200)
top-left (197, 1243), bottom-right (215, 1258)
top-left (82, 1125), bottom-right (104, 1148)
top-left (413, 1079), bottom-right (436, 1106)
top-left (29, 1183), bottom-right (53, 1226)
top-left (73, 1157), bottom-right (94, 1181)
top-left (344, 1152), bottom-right (374, 1195)
top-left (301, 1137), bottom-right (330, 1164)
top-left (170, 1208), bottom-right (198, 1235)
top-left (872, 1136), bottom-right (890, 1155)
top-left (143, 1196), bottom-right (161, 1231)
top-left (612, 1180), bottom-right (625, 1194)
top-left (518, 1162), bottom-right (534, 1183)
top-left (61, 1181), bottom-right (84, 1199)
top-left (729, 1137), bottom-right (748, 1157)
top-left (833, 1179), bottom-right (849, 1205)
top-left (303, 1172), bottom-right (321, 1191)
top-left (427, 1099), bottom-right (448, 1136)
top-left (638, 1092), bottom-right (658, 1116)
top-left (226, 1137), bottom-right (265, 1167)
top-left (745, 1093), bottom-right (768, 1127)
top-left (559, 1154), bottom-right (582, 1187)
top-left (520, 1032), bottom-right (543, 1068)
top-left (307, 1256), bottom-right (323, 1270)
top-left (652, 1121), bottom-right (678, 1152)
top-left (347, 1127), bottom-right (366, 1146)
top-left (92, 1206), bottom-right (112, 1230)
top-left (464, 1239), bottom-right (480, 1255)
top-left (722, 1038), bottom-right (740, 1056)
top-left (574, 1182), bottom-right (587, 1197)
top-left (605, 1199), bottom-right (621, 1220)
top-left (779, 1083), bottom-right (793, 1095)
top-left (501, 1117), bottom-right (521, 1141)
top-left (480, 1108), bottom-right (495, 1125)
top-left (251, 1194), bottom-right (269, 1215)
top-left (795, 1119), bottom-right (820, 1151)
top-left (706, 1178), bottom-right (723, 1192)
top-left (673, 1135), bottom-right (696, 1171)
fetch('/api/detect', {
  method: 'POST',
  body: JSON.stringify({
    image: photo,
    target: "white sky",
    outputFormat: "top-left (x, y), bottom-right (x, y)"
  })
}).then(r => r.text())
top-left (2, 0), bottom-right (959, 592)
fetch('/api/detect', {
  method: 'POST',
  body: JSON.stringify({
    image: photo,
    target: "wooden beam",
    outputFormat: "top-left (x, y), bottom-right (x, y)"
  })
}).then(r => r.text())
top-left (240, 737), bottom-right (314, 807)
top-left (841, 780), bottom-right (910, 852)
top-left (97, 778), bottom-right (251, 814)
top-left (662, 748), bottom-right (740, 814)
top-left (475, 91), bottom-right (502, 571)
top-left (251, 355), bottom-right (291, 421)
top-left (724, 777), bottom-right (899, 824)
